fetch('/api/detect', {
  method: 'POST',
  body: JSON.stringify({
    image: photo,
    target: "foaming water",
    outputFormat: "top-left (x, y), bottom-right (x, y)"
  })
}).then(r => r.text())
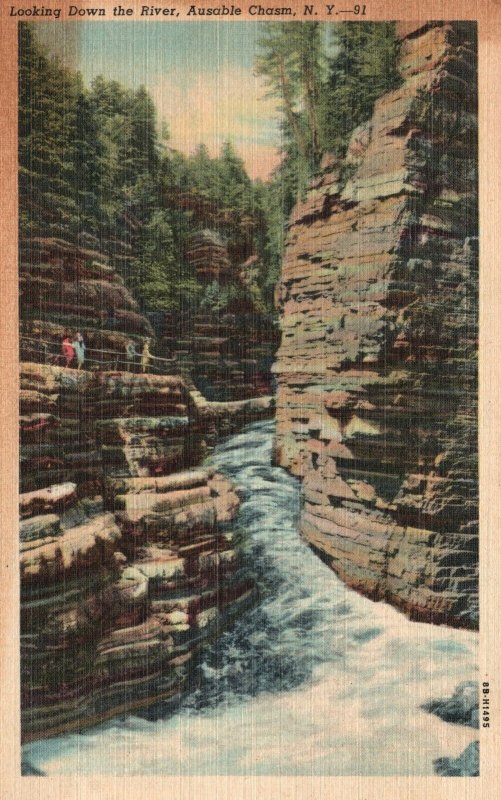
top-left (24, 420), bottom-right (478, 775)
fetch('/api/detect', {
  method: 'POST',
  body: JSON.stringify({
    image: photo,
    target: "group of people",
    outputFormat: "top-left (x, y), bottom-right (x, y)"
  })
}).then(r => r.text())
top-left (61, 332), bottom-right (86, 369)
top-left (60, 333), bottom-right (152, 372)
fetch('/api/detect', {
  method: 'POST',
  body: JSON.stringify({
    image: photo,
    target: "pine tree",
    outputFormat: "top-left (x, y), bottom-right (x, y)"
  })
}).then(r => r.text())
top-left (72, 79), bottom-right (104, 235)
top-left (289, 23), bottom-right (325, 166)
top-left (19, 23), bottom-right (80, 237)
top-left (321, 23), bottom-right (401, 155)
top-left (256, 23), bottom-right (326, 184)
top-left (256, 24), bottom-right (308, 166)
top-left (132, 210), bottom-right (201, 312)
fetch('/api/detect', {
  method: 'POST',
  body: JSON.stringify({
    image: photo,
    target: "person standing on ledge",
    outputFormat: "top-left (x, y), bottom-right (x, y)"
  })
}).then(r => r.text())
top-left (140, 338), bottom-right (151, 373)
top-left (61, 336), bottom-right (75, 368)
top-left (125, 339), bottom-right (138, 372)
top-left (73, 332), bottom-right (86, 370)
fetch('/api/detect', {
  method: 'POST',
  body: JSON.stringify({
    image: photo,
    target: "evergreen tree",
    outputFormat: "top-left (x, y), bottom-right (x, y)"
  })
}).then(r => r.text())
top-left (289, 23), bottom-right (325, 166)
top-left (321, 23), bottom-right (401, 155)
top-left (19, 23), bottom-right (80, 237)
top-left (130, 86), bottom-right (160, 178)
top-left (256, 24), bottom-right (309, 166)
top-left (132, 210), bottom-right (201, 312)
top-left (72, 79), bottom-right (104, 235)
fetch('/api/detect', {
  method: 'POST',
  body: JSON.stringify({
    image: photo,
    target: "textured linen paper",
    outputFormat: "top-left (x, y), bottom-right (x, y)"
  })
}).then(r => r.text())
top-left (0, 1), bottom-right (499, 798)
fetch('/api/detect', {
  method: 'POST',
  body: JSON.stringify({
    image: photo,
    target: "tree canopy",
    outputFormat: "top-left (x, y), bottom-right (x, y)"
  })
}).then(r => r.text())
top-left (19, 21), bottom-right (401, 317)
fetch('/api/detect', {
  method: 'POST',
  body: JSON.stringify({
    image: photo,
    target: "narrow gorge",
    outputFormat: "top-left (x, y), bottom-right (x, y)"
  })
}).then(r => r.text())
top-left (18, 17), bottom-right (479, 776)
top-left (274, 20), bottom-right (478, 630)
top-left (20, 237), bottom-right (274, 741)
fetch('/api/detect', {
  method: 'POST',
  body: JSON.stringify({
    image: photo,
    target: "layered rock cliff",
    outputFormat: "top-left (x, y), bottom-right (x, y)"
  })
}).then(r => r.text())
top-left (148, 228), bottom-right (279, 401)
top-left (150, 309), bottom-right (278, 401)
top-left (20, 236), bottom-right (154, 363)
top-left (19, 238), bottom-right (271, 742)
top-left (274, 21), bottom-right (478, 628)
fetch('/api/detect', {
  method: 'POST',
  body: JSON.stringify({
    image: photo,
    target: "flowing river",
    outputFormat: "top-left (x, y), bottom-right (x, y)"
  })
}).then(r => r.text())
top-left (24, 420), bottom-right (478, 776)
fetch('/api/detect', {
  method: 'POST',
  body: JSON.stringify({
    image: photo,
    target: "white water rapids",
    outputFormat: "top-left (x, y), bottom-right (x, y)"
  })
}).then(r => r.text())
top-left (24, 420), bottom-right (478, 775)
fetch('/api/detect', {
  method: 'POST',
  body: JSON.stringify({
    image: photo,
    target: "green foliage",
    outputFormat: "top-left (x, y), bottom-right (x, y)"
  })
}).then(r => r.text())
top-left (256, 22), bottom-right (325, 184)
top-left (18, 25), bottom-right (162, 241)
top-left (160, 140), bottom-right (277, 313)
top-left (199, 279), bottom-right (254, 315)
top-left (132, 210), bottom-right (201, 312)
top-left (321, 23), bottom-right (402, 156)
top-left (169, 140), bottom-right (256, 220)
top-left (18, 24), bottom-right (81, 237)
top-left (251, 178), bottom-right (287, 311)
top-left (199, 280), bottom-right (232, 314)
top-left (19, 22), bottom-right (402, 319)
top-left (19, 25), bottom-right (192, 311)
top-left (256, 22), bottom-right (401, 207)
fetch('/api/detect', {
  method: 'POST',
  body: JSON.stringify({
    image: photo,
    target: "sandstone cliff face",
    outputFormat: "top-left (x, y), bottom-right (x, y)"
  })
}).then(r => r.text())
top-left (20, 237), bottom-right (154, 363)
top-left (151, 310), bottom-right (278, 401)
top-left (19, 235), bottom-right (271, 741)
top-left (146, 228), bottom-right (278, 402)
top-left (274, 22), bottom-right (478, 629)
top-left (186, 229), bottom-right (233, 284)
top-left (149, 229), bottom-right (278, 402)
top-left (20, 359), bottom-right (259, 742)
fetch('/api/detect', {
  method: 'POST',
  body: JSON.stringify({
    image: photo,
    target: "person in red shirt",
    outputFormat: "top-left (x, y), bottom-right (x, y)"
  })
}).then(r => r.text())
top-left (61, 336), bottom-right (75, 368)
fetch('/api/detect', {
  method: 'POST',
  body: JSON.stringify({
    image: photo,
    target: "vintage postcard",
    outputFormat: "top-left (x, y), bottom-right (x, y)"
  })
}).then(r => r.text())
top-left (0, 1), bottom-right (499, 798)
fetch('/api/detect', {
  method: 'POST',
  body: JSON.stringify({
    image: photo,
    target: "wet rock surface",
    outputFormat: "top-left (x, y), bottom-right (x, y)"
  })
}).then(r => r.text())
top-left (422, 680), bottom-right (480, 775)
top-left (274, 21), bottom-right (478, 629)
top-left (434, 740), bottom-right (479, 777)
top-left (422, 681), bottom-right (479, 728)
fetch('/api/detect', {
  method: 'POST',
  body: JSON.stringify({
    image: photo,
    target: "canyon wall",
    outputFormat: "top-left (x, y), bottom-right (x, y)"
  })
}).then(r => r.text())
top-left (19, 239), bottom-right (271, 742)
top-left (150, 309), bottom-right (278, 401)
top-left (149, 229), bottom-right (279, 401)
top-left (20, 237), bottom-right (153, 363)
top-left (274, 22), bottom-right (478, 628)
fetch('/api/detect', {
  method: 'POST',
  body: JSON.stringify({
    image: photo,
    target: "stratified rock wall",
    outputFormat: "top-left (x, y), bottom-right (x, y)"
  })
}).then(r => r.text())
top-left (274, 22), bottom-right (478, 629)
top-left (19, 234), bottom-right (268, 741)
top-left (147, 228), bottom-right (278, 401)
top-left (19, 359), bottom-right (258, 742)
top-left (186, 229), bottom-right (233, 283)
top-left (150, 310), bottom-right (279, 401)
top-left (20, 237), bottom-right (153, 363)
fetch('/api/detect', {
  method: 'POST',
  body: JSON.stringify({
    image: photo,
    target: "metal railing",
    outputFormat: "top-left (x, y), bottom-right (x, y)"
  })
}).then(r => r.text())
top-left (20, 336), bottom-right (178, 375)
